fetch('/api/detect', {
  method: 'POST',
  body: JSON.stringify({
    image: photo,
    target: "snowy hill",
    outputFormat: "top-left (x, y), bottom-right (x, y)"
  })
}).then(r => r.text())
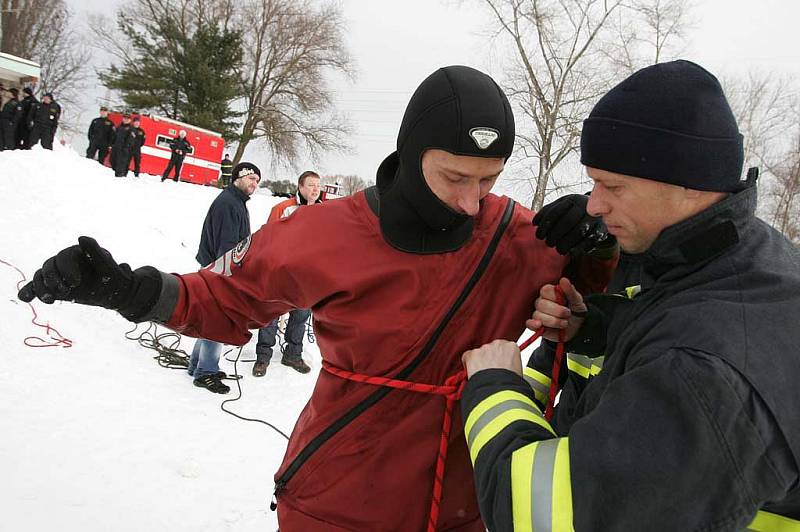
top-left (0, 146), bottom-right (316, 531)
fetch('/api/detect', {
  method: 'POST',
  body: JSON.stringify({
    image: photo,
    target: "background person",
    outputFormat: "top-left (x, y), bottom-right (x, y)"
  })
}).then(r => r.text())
top-left (111, 113), bottom-right (134, 177)
top-left (219, 153), bottom-right (233, 187)
top-left (189, 162), bottom-right (262, 393)
top-left (252, 170), bottom-right (323, 377)
top-left (27, 92), bottom-right (60, 150)
top-left (161, 130), bottom-right (191, 182)
top-left (0, 88), bottom-right (22, 150)
top-left (86, 106), bottom-right (115, 163)
top-left (16, 87), bottom-right (36, 149)
top-left (128, 116), bottom-right (146, 177)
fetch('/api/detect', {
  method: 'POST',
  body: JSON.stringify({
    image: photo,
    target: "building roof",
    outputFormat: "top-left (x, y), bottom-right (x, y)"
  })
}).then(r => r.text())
top-left (0, 52), bottom-right (41, 84)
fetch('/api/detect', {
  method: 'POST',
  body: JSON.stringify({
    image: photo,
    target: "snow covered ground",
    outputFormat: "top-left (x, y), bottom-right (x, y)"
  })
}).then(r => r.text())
top-left (0, 145), bottom-right (315, 531)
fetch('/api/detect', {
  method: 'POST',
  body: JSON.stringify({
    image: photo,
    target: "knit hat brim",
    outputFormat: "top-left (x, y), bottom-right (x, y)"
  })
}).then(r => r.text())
top-left (581, 117), bottom-right (744, 192)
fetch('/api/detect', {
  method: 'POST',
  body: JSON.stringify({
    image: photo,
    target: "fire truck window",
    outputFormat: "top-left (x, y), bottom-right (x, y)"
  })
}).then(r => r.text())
top-left (156, 134), bottom-right (194, 155)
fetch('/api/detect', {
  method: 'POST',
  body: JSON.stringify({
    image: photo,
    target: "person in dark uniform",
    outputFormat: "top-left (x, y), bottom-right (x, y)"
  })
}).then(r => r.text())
top-left (219, 153), bottom-right (233, 187)
top-left (128, 115), bottom-right (146, 177)
top-left (16, 87), bottom-right (36, 149)
top-left (86, 106), bottom-right (115, 163)
top-left (460, 60), bottom-right (800, 531)
top-left (27, 92), bottom-right (61, 150)
top-left (0, 88), bottom-right (22, 150)
top-left (111, 113), bottom-right (134, 177)
top-left (160, 129), bottom-right (191, 182)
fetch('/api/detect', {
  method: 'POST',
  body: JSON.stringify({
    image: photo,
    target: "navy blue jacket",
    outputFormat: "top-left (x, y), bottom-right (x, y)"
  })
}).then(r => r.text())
top-left (196, 184), bottom-right (251, 267)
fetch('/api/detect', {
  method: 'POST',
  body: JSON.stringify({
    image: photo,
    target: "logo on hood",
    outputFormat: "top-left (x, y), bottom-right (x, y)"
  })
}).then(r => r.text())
top-left (469, 127), bottom-right (499, 150)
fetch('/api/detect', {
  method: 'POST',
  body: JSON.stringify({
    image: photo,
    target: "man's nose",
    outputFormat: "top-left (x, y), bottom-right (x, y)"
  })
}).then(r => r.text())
top-left (586, 186), bottom-right (607, 217)
top-left (455, 183), bottom-right (481, 216)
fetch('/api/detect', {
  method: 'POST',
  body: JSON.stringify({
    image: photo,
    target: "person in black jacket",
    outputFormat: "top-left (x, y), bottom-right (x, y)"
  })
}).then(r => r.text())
top-left (189, 162), bottom-right (261, 393)
top-left (161, 129), bottom-right (192, 182)
top-left (16, 87), bottom-right (36, 149)
top-left (86, 106), bottom-right (115, 163)
top-left (219, 153), bottom-right (233, 187)
top-left (0, 88), bottom-right (22, 150)
top-left (460, 60), bottom-right (800, 531)
top-left (111, 113), bottom-right (134, 177)
top-left (27, 92), bottom-right (61, 150)
top-left (128, 115), bottom-right (146, 177)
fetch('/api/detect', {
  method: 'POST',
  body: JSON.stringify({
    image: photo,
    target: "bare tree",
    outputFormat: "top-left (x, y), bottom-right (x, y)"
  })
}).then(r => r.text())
top-left (322, 174), bottom-right (371, 196)
top-left (233, 0), bottom-right (354, 167)
top-left (479, 0), bottom-right (624, 210)
top-left (726, 72), bottom-right (800, 244)
top-left (603, 0), bottom-right (692, 75)
top-left (1, 0), bottom-right (91, 132)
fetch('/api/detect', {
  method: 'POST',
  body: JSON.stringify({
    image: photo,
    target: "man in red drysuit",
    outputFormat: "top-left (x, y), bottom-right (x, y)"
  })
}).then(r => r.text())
top-left (19, 66), bottom-right (617, 531)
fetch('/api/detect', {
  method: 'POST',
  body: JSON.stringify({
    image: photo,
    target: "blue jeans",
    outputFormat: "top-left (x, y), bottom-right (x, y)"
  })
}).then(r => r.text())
top-left (256, 309), bottom-right (311, 362)
top-left (187, 339), bottom-right (222, 378)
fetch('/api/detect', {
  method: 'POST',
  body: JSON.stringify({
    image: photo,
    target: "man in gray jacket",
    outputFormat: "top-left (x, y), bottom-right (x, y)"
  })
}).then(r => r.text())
top-left (460, 60), bottom-right (800, 530)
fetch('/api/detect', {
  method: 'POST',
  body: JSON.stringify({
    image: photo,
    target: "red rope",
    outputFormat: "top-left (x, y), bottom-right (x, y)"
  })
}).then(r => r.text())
top-left (321, 286), bottom-right (569, 532)
top-left (0, 257), bottom-right (73, 348)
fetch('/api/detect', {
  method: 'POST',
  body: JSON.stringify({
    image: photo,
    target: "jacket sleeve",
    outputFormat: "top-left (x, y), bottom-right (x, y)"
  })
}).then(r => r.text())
top-left (267, 203), bottom-right (283, 224)
top-left (461, 349), bottom-right (794, 531)
top-left (164, 209), bottom-right (329, 344)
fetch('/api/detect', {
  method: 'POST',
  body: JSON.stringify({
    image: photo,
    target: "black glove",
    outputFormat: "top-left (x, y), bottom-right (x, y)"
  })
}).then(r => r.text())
top-left (17, 236), bottom-right (163, 322)
top-left (533, 194), bottom-right (616, 257)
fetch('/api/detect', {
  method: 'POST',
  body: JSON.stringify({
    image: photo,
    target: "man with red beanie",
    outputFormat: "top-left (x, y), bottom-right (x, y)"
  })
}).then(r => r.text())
top-left (19, 66), bottom-right (617, 530)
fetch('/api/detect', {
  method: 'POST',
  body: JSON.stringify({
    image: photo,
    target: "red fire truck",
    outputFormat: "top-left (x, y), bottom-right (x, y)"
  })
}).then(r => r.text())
top-left (105, 113), bottom-right (225, 185)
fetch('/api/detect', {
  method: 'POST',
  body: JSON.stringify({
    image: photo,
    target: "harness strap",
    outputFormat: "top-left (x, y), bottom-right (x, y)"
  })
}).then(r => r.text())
top-left (322, 320), bottom-right (565, 532)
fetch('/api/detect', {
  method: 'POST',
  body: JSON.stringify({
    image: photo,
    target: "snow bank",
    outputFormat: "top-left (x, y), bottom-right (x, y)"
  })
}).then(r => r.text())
top-left (0, 146), bottom-right (315, 531)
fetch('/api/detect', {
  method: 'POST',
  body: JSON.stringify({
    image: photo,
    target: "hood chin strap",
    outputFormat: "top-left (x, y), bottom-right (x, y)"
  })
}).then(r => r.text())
top-left (372, 152), bottom-right (474, 255)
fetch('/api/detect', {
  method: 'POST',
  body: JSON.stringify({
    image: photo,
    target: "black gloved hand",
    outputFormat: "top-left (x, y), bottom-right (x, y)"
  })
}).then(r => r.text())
top-left (18, 236), bottom-right (163, 322)
top-left (532, 194), bottom-right (616, 257)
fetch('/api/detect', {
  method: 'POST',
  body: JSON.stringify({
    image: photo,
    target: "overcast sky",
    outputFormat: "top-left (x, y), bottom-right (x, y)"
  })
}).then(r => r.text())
top-left (65, 0), bottom-right (800, 196)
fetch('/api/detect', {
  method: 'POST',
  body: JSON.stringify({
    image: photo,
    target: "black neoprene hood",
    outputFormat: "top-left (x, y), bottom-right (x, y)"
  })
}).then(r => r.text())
top-left (375, 65), bottom-right (515, 254)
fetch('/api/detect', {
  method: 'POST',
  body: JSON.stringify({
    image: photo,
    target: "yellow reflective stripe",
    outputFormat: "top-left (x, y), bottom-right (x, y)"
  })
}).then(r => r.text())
top-left (590, 356), bottom-right (604, 376)
top-left (511, 438), bottom-right (574, 532)
top-left (567, 354), bottom-right (604, 379)
top-left (465, 390), bottom-right (537, 438)
top-left (624, 285), bottom-right (641, 299)
top-left (551, 438), bottom-right (573, 531)
top-left (524, 367), bottom-right (551, 388)
top-left (511, 441), bottom-right (535, 532)
top-left (567, 358), bottom-right (590, 379)
top-left (747, 510), bottom-right (800, 531)
top-left (524, 367), bottom-right (551, 404)
top-left (465, 391), bottom-right (556, 464)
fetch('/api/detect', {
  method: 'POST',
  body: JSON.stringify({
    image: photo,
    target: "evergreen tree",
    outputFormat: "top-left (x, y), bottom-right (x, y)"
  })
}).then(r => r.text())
top-left (99, 13), bottom-right (243, 141)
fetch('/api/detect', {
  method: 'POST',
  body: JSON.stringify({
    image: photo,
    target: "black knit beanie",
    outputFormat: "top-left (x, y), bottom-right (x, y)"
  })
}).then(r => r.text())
top-left (233, 162), bottom-right (261, 182)
top-left (581, 60), bottom-right (744, 192)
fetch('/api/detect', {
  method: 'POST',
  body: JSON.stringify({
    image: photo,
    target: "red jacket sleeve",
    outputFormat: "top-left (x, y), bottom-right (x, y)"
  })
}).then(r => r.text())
top-left (166, 210), bottom-right (325, 344)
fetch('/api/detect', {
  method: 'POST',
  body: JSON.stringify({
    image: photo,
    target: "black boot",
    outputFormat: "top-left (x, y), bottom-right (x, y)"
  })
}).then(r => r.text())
top-left (193, 373), bottom-right (230, 394)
